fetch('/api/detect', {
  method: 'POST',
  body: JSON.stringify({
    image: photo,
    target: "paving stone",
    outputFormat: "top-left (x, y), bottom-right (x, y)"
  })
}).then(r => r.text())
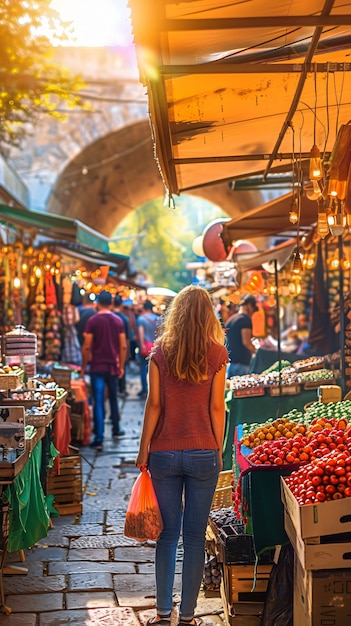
top-left (70, 535), bottom-right (138, 549)
top-left (113, 573), bottom-right (182, 606)
top-left (106, 508), bottom-right (129, 522)
top-left (4, 559), bottom-right (44, 576)
top-left (68, 571), bottom-right (113, 591)
top-left (53, 524), bottom-right (104, 537)
top-left (6, 592), bottom-right (63, 613)
top-left (22, 547), bottom-right (68, 561)
top-left (35, 530), bottom-right (70, 547)
top-left (49, 561), bottom-right (136, 575)
top-left (68, 548), bottom-right (110, 561)
top-left (114, 546), bottom-right (155, 562)
top-left (52, 515), bottom-right (77, 526)
top-left (39, 606), bottom-right (139, 626)
top-left (137, 562), bottom-right (181, 575)
top-left (105, 522), bottom-right (125, 534)
top-left (66, 590), bottom-right (117, 609)
top-left (78, 511), bottom-right (105, 524)
top-left (0, 614), bottom-right (37, 626)
top-left (4, 574), bottom-right (66, 594)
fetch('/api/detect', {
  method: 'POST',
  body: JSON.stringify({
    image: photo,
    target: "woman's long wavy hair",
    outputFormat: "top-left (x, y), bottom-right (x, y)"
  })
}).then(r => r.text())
top-left (154, 285), bottom-right (225, 384)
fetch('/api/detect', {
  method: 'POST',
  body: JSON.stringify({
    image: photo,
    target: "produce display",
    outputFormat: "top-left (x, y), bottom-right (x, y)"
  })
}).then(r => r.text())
top-left (229, 356), bottom-right (333, 393)
top-left (235, 400), bottom-right (351, 512)
top-left (0, 364), bottom-right (22, 375)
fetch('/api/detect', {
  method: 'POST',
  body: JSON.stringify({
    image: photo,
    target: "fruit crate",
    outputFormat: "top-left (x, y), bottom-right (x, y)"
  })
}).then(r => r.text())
top-left (46, 451), bottom-right (82, 515)
top-left (222, 562), bottom-right (272, 605)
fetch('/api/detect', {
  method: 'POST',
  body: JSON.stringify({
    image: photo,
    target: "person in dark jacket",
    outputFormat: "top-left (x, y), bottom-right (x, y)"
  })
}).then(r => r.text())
top-left (225, 293), bottom-right (258, 377)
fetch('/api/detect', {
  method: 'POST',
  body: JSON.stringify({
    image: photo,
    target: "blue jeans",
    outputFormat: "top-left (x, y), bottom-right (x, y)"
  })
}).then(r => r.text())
top-left (137, 352), bottom-right (148, 394)
top-left (148, 449), bottom-right (219, 620)
top-left (90, 371), bottom-right (120, 443)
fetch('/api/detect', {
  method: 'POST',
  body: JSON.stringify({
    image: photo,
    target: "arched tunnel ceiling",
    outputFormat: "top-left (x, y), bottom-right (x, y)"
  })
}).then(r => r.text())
top-left (47, 119), bottom-right (315, 240)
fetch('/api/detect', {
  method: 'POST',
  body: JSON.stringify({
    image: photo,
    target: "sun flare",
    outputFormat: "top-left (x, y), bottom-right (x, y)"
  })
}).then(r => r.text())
top-left (49, 0), bottom-right (133, 47)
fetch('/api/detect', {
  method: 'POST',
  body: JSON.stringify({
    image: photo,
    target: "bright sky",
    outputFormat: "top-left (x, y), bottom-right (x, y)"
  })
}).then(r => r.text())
top-left (50, 0), bottom-right (133, 47)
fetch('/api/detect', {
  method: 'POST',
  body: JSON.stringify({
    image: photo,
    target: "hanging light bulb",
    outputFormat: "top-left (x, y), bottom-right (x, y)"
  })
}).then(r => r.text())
top-left (341, 258), bottom-right (351, 270)
top-left (309, 144), bottom-right (323, 180)
top-left (328, 178), bottom-right (338, 198)
top-left (291, 247), bottom-right (303, 274)
top-left (13, 276), bottom-right (21, 289)
top-left (288, 195), bottom-right (299, 224)
top-left (317, 211), bottom-right (329, 238)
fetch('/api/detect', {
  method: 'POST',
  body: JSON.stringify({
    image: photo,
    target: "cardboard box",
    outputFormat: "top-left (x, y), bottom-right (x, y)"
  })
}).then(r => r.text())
top-left (285, 510), bottom-right (351, 571)
top-left (294, 558), bottom-right (351, 625)
top-left (281, 477), bottom-right (351, 540)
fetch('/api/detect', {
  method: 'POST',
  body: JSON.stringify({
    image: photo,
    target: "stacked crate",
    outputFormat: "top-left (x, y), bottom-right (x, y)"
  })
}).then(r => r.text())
top-left (281, 477), bottom-right (351, 625)
top-left (207, 470), bottom-right (274, 625)
top-left (46, 447), bottom-right (82, 515)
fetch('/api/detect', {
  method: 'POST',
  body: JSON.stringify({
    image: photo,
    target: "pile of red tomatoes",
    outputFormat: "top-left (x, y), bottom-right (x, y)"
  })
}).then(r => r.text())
top-left (237, 403), bottom-right (351, 506)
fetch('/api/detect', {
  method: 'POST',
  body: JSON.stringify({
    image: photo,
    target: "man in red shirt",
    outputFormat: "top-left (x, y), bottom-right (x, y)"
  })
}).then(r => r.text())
top-left (81, 290), bottom-right (127, 451)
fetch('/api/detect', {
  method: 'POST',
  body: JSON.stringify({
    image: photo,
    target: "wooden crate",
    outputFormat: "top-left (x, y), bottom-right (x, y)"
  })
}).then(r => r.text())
top-left (46, 452), bottom-right (82, 515)
top-left (52, 367), bottom-right (72, 389)
top-left (222, 563), bottom-right (272, 605)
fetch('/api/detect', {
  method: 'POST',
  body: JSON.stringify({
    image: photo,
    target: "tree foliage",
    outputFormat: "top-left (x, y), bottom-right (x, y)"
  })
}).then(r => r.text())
top-left (111, 195), bottom-right (227, 292)
top-left (0, 0), bottom-right (86, 149)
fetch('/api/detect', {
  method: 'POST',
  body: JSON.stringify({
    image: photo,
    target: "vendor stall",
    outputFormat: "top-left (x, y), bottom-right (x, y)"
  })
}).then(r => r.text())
top-left (223, 388), bottom-right (318, 470)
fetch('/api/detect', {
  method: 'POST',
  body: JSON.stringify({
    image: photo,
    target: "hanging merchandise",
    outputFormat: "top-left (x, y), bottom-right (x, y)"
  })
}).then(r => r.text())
top-left (61, 304), bottom-right (81, 365)
top-left (28, 275), bottom-right (46, 359)
top-left (4, 325), bottom-right (37, 379)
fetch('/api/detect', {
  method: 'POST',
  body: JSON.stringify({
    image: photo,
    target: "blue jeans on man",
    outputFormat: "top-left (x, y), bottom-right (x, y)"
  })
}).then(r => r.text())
top-left (148, 449), bottom-right (219, 620)
top-left (90, 371), bottom-right (121, 443)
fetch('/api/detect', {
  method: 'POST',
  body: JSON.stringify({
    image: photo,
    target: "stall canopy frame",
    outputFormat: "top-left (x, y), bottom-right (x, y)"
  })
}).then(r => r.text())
top-left (128, 0), bottom-right (351, 204)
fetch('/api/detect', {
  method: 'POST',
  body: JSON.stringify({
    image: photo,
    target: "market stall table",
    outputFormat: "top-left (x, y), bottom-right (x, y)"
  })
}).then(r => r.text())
top-left (223, 388), bottom-right (318, 470)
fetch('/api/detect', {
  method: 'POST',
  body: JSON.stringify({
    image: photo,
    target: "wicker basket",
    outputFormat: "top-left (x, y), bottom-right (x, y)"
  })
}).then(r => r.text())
top-left (0, 371), bottom-right (24, 390)
top-left (211, 485), bottom-right (233, 510)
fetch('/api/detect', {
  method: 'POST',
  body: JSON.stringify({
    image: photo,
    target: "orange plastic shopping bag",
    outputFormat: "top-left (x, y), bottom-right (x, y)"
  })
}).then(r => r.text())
top-left (124, 467), bottom-right (163, 541)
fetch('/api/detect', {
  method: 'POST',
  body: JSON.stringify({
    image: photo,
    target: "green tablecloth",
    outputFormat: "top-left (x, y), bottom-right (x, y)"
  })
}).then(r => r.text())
top-left (223, 388), bottom-right (318, 470)
top-left (3, 441), bottom-right (51, 552)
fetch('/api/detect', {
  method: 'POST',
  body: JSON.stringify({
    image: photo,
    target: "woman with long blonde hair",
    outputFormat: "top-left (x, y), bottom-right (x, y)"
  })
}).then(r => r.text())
top-left (136, 285), bottom-right (228, 626)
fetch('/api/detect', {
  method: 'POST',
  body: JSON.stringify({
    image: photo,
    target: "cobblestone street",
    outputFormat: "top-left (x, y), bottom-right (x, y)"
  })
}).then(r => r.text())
top-left (0, 370), bottom-right (225, 626)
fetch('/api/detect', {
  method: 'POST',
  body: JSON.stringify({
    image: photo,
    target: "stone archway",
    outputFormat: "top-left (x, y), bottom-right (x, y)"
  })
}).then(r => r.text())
top-left (47, 119), bottom-right (275, 237)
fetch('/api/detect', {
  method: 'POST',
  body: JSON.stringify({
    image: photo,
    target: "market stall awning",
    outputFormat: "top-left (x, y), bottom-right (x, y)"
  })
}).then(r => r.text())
top-left (129, 0), bottom-right (351, 196)
top-left (221, 192), bottom-right (318, 243)
top-left (233, 239), bottom-right (297, 273)
top-left (0, 204), bottom-right (112, 254)
top-left (0, 203), bottom-right (133, 276)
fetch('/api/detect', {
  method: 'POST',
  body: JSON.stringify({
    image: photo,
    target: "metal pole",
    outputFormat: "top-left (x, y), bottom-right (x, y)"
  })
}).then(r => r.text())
top-left (338, 236), bottom-right (346, 393)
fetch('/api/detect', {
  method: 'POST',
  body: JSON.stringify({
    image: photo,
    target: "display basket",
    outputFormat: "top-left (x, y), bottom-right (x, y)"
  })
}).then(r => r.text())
top-left (25, 407), bottom-right (53, 428)
top-left (211, 486), bottom-right (233, 510)
top-left (0, 370), bottom-right (24, 390)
